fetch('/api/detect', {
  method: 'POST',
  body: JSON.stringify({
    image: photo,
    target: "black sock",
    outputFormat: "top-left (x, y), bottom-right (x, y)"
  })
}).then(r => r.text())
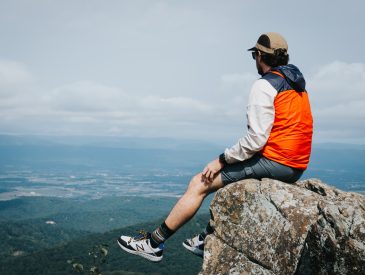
top-left (200, 221), bottom-right (214, 240)
top-left (150, 222), bottom-right (175, 248)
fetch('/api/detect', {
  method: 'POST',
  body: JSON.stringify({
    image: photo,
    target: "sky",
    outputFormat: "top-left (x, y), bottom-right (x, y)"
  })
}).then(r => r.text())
top-left (0, 0), bottom-right (364, 145)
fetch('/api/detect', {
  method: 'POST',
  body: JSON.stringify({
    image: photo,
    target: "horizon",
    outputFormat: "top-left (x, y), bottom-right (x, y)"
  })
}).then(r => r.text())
top-left (1, 133), bottom-right (365, 148)
top-left (1, 133), bottom-right (364, 201)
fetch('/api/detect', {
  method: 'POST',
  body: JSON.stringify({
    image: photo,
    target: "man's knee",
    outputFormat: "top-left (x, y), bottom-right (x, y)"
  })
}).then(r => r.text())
top-left (187, 173), bottom-right (222, 197)
top-left (187, 173), bottom-right (208, 196)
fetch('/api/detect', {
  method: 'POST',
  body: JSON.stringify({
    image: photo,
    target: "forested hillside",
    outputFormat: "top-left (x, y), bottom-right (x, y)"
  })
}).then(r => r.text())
top-left (1, 214), bottom-right (210, 275)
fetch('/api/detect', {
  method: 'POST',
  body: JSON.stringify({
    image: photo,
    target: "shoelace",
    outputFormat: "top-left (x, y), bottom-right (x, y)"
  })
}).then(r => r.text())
top-left (133, 229), bottom-right (149, 241)
top-left (127, 229), bottom-right (149, 244)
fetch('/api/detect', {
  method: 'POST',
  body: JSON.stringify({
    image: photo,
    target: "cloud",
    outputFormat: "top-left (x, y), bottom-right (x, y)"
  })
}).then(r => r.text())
top-left (46, 81), bottom-right (130, 112)
top-left (220, 72), bottom-right (257, 90)
top-left (0, 60), bottom-right (33, 85)
top-left (1, 58), bottom-right (364, 143)
top-left (44, 81), bottom-right (218, 124)
top-left (0, 62), bottom-right (230, 138)
top-left (308, 61), bottom-right (365, 143)
top-left (220, 72), bottom-right (257, 116)
top-left (0, 60), bottom-right (34, 98)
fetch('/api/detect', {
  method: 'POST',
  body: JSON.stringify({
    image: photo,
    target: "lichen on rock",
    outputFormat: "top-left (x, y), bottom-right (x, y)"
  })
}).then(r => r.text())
top-left (200, 178), bottom-right (365, 275)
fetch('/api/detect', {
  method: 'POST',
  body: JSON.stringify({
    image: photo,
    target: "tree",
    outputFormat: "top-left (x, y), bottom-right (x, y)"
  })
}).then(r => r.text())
top-left (67, 244), bottom-right (109, 275)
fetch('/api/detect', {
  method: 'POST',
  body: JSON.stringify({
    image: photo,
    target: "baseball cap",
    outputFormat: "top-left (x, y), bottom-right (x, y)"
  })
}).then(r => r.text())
top-left (248, 32), bottom-right (288, 54)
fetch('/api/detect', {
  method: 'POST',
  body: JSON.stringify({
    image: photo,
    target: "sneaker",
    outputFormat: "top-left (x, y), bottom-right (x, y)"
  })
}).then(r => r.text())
top-left (182, 234), bottom-right (204, 257)
top-left (117, 230), bottom-right (164, 262)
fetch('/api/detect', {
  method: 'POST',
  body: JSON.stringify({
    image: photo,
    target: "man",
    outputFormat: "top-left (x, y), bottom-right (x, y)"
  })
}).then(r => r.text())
top-left (117, 32), bottom-right (313, 262)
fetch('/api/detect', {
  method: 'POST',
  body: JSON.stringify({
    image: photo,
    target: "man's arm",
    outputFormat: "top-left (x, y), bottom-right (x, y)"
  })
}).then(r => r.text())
top-left (223, 78), bottom-right (276, 163)
top-left (202, 79), bottom-right (276, 182)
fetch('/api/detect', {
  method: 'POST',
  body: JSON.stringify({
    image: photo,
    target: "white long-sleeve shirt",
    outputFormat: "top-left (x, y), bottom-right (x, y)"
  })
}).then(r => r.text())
top-left (224, 78), bottom-right (277, 164)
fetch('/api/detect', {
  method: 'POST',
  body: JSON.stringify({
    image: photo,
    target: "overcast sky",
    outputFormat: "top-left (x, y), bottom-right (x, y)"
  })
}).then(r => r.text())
top-left (0, 0), bottom-right (364, 145)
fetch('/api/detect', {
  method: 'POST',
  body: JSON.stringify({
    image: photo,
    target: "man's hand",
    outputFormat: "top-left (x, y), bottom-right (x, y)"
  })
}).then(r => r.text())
top-left (202, 158), bottom-right (224, 183)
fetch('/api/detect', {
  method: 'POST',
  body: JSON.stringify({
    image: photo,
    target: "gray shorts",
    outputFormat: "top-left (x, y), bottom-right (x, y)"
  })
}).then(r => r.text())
top-left (221, 153), bottom-right (304, 185)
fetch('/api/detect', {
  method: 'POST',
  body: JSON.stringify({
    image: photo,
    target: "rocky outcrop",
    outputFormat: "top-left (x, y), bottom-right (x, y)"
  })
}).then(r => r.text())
top-left (200, 178), bottom-right (365, 275)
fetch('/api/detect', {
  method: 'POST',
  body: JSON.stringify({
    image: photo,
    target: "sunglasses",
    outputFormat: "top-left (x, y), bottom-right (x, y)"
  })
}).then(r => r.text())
top-left (251, 51), bottom-right (259, 60)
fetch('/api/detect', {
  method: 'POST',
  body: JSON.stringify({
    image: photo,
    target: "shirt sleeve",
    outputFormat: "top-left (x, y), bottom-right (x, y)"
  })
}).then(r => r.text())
top-left (223, 78), bottom-right (277, 164)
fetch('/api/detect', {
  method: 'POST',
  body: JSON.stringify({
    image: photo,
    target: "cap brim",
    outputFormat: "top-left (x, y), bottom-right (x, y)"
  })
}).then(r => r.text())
top-left (247, 47), bottom-right (257, 51)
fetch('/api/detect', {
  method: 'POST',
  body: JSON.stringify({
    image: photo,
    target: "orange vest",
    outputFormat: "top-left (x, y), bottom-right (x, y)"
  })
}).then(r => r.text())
top-left (261, 71), bottom-right (313, 170)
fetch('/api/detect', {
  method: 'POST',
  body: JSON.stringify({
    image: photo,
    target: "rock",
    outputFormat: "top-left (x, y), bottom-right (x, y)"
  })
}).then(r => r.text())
top-left (200, 178), bottom-right (365, 275)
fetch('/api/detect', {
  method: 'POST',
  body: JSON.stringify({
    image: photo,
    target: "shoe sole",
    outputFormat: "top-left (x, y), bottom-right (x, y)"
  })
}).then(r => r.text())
top-left (182, 242), bottom-right (204, 257)
top-left (117, 239), bottom-right (163, 262)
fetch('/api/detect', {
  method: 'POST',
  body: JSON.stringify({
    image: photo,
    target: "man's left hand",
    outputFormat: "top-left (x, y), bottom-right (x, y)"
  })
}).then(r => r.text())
top-left (202, 158), bottom-right (224, 183)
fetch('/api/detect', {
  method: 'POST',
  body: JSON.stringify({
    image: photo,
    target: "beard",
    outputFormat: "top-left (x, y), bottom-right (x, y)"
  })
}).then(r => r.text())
top-left (256, 59), bottom-right (264, 76)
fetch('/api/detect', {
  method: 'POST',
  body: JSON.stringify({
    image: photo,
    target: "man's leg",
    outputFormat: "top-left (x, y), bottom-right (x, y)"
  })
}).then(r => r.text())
top-left (117, 172), bottom-right (224, 262)
top-left (150, 172), bottom-right (224, 246)
top-left (165, 172), bottom-right (224, 231)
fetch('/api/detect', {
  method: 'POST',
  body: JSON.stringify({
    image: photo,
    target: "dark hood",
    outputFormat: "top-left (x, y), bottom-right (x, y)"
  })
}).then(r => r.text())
top-left (274, 64), bottom-right (306, 92)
